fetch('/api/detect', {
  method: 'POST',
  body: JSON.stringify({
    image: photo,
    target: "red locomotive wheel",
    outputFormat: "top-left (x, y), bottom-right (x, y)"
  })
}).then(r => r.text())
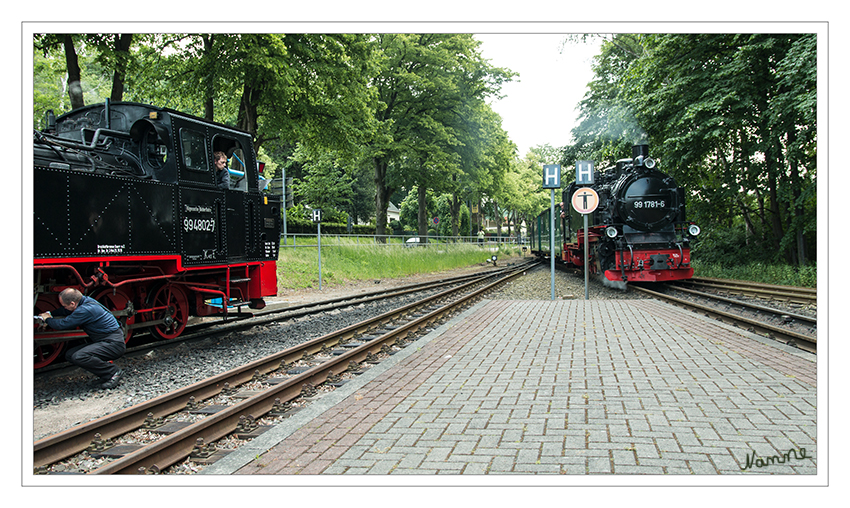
top-left (34, 342), bottom-right (64, 370)
top-left (33, 296), bottom-right (64, 369)
top-left (148, 284), bottom-right (189, 340)
top-left (93, 288), bottom-right (136, 344)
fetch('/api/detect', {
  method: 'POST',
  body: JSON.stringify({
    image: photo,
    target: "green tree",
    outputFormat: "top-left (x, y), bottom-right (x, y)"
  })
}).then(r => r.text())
top-left (565, 33), bottom-right (816, 266)
top-left (365, 34), bottom-right (513, 241)
top-left (33, 35), bottom-right (123, 125)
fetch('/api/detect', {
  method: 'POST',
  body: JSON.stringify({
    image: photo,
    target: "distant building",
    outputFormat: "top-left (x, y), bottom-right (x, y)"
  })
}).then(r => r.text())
top-left (387, 202), bottom-right (400, 222)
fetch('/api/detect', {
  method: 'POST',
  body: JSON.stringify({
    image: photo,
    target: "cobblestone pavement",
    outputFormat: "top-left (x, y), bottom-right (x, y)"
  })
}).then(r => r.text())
top-left (211, 299), bottom-right (817, 477)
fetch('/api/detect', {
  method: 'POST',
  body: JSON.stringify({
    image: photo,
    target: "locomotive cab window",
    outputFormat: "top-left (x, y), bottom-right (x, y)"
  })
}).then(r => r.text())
top-left (180, 129), bottom-right (208, 172)
top-left (213, 134), bottom-right (251, 193)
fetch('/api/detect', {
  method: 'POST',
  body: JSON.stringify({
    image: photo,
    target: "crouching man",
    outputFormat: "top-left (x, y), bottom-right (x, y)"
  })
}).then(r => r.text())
top-left (38, 288), bottom-right (126, 389)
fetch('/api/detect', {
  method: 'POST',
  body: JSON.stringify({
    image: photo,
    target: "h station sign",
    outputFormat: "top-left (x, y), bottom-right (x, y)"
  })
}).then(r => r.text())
top-left (542, 164), bottom-right (561, 189)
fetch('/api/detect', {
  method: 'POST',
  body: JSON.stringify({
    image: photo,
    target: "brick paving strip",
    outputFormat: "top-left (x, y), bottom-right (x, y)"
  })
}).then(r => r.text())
top-left (204, 299), bottom-right (817, 476)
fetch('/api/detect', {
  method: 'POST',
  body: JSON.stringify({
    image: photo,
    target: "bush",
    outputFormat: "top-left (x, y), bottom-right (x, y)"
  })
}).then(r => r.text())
top-left (691, 226), bottom-right (774, 266)
top-left (282, 204), bottom-right (376, 234)
top-left (692, 260), bottom-right (816, 288)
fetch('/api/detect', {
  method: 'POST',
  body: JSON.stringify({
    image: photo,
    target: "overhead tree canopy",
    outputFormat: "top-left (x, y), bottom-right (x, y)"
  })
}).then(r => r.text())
top-left (32, 31), bottom-right (816, 265)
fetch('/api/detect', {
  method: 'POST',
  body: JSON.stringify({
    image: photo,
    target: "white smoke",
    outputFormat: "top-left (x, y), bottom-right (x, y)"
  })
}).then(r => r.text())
top-left (598, 274), bottom-right (627, 291)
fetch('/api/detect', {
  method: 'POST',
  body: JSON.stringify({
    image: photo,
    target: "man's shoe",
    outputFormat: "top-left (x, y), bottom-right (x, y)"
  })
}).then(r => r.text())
top-left (100, 369), bottom-right (124, 389)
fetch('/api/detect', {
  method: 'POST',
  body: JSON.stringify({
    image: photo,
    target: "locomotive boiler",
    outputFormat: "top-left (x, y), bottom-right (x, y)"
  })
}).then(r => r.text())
top-left (33, 101), bottom-right (282, 368)
top-left (531, 144), bottom-right (700, 283)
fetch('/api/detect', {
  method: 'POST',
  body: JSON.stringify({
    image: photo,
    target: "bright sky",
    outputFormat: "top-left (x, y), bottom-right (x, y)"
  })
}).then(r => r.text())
top-left (475, 34), bottom-right (602, 158)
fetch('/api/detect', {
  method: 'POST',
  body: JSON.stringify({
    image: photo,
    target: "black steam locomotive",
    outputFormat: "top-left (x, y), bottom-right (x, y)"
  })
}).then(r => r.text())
top-left (530, 144), bottom-right (700, 283)
top-left (33, 101), bottom-right (282, 368)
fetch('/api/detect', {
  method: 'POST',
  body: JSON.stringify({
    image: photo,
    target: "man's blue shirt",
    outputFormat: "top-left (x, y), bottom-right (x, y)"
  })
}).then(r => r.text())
top-left (47, 296), bottom-right (121, 341)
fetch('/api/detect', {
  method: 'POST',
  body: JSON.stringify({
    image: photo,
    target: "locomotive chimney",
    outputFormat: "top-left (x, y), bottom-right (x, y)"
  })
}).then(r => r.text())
top-left (632, 144), bottom-right (649, 160)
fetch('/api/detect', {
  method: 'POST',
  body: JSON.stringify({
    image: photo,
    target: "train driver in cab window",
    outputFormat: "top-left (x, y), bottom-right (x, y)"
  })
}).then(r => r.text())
top-left (214, 151), bottom-right (229, 189)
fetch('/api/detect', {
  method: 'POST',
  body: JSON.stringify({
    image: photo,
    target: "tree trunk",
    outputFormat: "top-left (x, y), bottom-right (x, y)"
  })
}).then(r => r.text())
top-left (373, 158), bottom-right (390, 242)
top-left (787, 129), bottom-right (807, 266)
top-left (417, 184), bottom-right (428, 242)
top-left (765, 144), bottom-right (785, 258)
top-left (450, 192), bottom-right (461, 237)
top-left (202, 34), bottom-right (215, 121)
top-left (493, 199), bottom-right (502, 238)
top-left (109, 34), bottom-right (133, 103)
top-left (62, 35), bottom-right (84, 110)
top-left (237, 84), bottom-right (261, 143)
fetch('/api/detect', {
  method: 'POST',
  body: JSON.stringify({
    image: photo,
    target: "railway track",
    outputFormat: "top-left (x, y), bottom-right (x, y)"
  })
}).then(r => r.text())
top-left (33, 261), bottom-right (532, 475)
top-left (672, 277), bottom-right (817, 306)
top-left (631, 283), bottom-right (817, 354)
top-left (35, 267), bottom-right (512, 376)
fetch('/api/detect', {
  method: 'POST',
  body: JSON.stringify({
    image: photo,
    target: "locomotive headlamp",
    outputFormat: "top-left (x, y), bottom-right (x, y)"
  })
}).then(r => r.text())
top-left (688, 224), bottom-right (701, 236)
top-left (644, 157), bottom-right (656, 169)
top-left (605, 226), bottom-right (618, 238)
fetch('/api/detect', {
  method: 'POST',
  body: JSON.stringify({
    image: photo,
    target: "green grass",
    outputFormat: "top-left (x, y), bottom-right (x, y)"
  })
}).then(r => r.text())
top-left (275, 240), bottom-right (523, 290)
top-left (692, 260), bottom-right (817, 288)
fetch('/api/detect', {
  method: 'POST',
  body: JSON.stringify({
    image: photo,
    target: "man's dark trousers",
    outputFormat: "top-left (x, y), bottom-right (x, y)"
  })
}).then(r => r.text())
top-left (65, 330), bottom-right (126, 380)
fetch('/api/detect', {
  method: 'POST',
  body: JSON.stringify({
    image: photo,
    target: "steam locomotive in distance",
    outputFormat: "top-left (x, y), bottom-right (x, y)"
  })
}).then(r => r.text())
top-left (530, 144), bottom-right (700, 284)
top-left (33, 101), bottom-right (282, 368)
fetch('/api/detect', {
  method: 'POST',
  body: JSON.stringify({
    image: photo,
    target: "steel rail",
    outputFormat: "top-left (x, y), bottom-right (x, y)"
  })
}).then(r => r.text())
top-left (88, 263), bottom-right (526, 474)
top-left (679, 277), bottom-right (816, 305)
top-left (33, 263), bottom-right (528, 471)
top-left (688, 276), bottom-right (817, 295)
top-left (35, 264), bottom-right (531, 373)
top-left (662, 284), bottom-right (817, 326)
top-left (631, 285), bottom-right (816, 353)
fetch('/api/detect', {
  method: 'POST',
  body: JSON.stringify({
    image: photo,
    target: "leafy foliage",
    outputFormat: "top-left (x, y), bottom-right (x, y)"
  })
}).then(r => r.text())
top-left (32, 31), bottom-right (817, 275)
top-left (564, 33), bottom-right (817, 268)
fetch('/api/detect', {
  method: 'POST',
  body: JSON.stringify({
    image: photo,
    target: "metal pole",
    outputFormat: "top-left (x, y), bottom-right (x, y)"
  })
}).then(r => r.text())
top-left (282, 168), bottom-right (288, 246)
top-left (550, 189), bottom-right (555, 301)
top-left (584, 213), bottom-right (589, 300)
top-left (317, 222), bottom-right (322, 290)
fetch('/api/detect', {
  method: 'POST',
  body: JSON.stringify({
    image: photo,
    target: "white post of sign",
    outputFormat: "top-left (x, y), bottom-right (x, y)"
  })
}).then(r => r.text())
top-left (583, 214), bottom-right (589, 300)
top-left (317, 221), bottom-right (322, 290)
top-left (550, 189), bottom-right (556, 300)
top-left (571, 184), bottom-right (599, 301)
top-left (542, 164), bottom-right (561, 301)
top-left (313, 209), bottom-right (323, 290)
top-left (282, 167), bottom-right (288, 245)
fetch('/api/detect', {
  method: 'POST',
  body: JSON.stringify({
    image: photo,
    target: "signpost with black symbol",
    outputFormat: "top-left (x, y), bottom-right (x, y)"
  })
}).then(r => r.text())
top-left (542, 164), bottom-right (561, 300)
top-left (571, 179), bottom-right (599, 300)
top-left (313, 209), bottom-right (323, 290)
